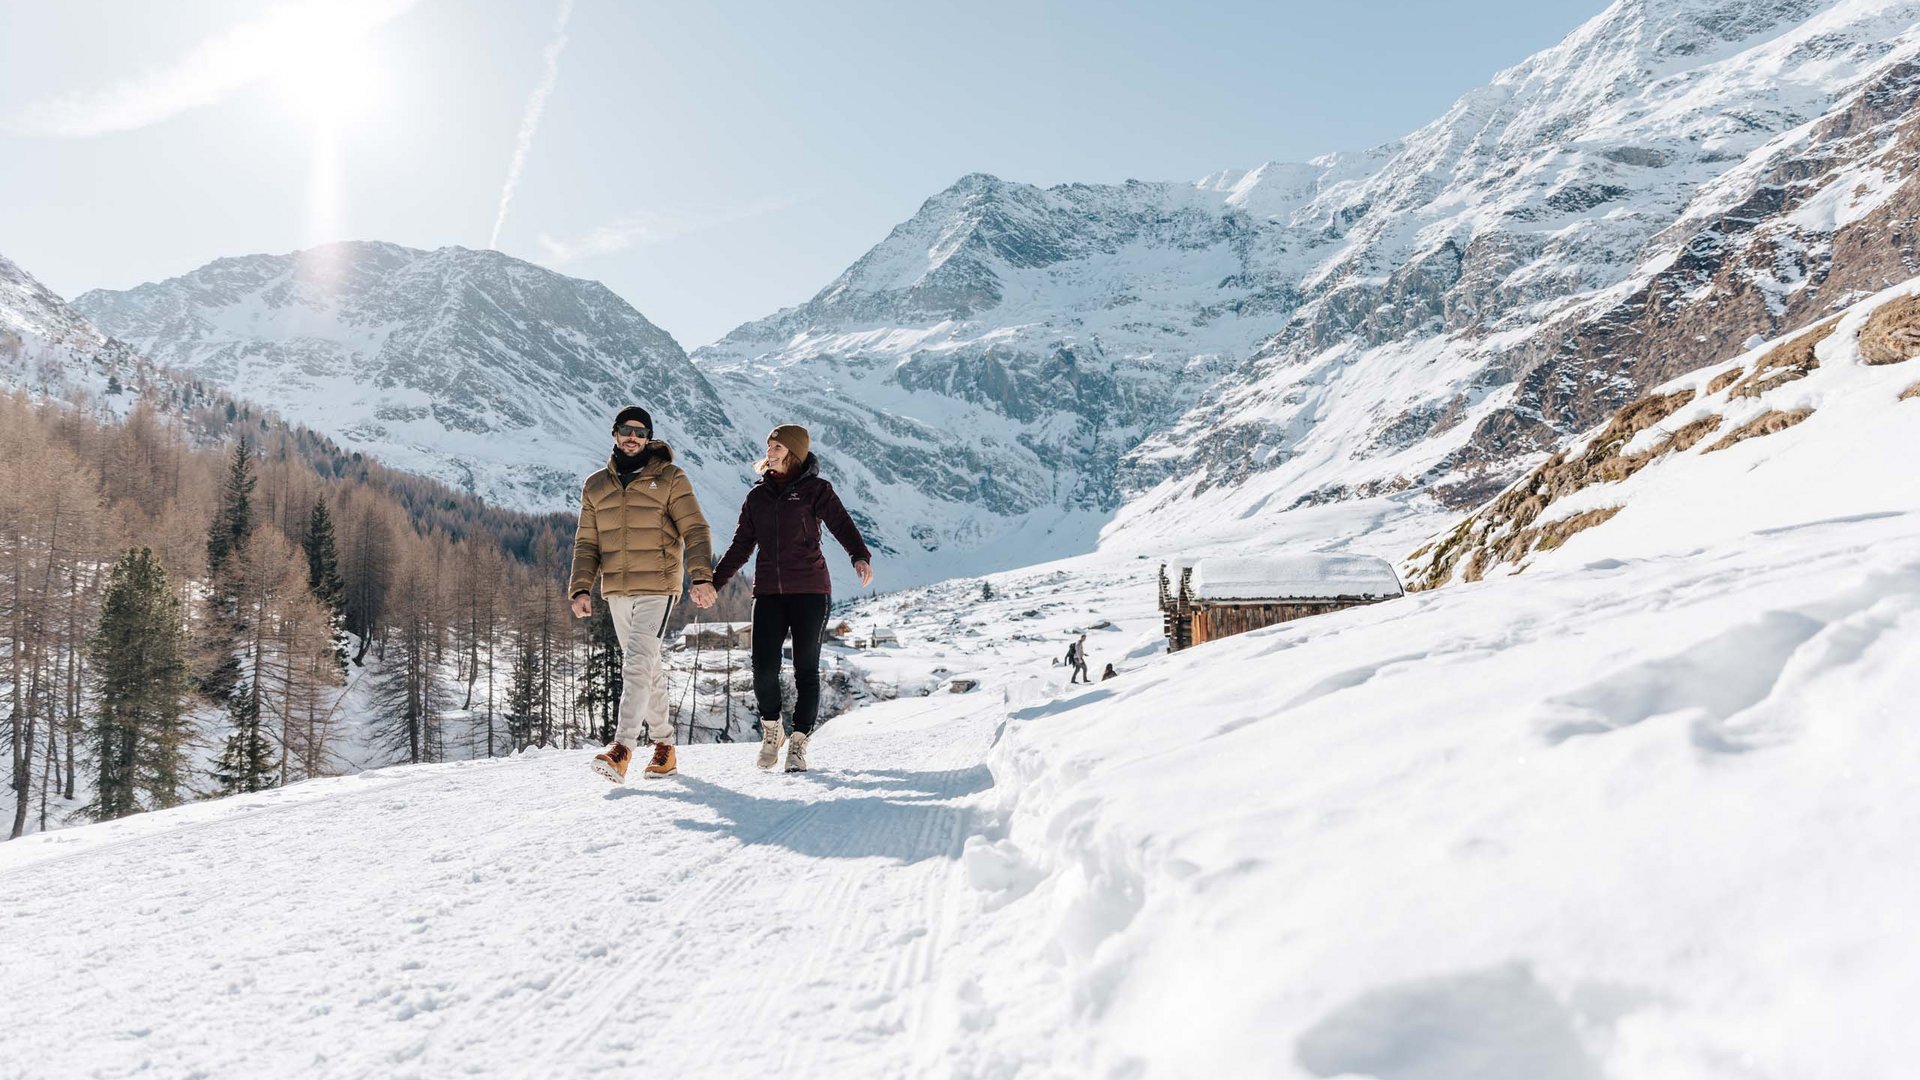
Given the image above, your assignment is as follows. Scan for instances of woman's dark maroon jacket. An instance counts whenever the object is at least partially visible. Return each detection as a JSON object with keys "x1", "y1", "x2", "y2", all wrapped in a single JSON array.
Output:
[{"x1": 712, "y1": 454, "x2": 872, "y2": 596}]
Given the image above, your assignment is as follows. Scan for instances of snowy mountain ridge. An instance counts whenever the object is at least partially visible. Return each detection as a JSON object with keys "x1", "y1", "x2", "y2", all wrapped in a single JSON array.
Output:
[{"x1": 75, "y1": 242, "x2": 753, "y2": 514}]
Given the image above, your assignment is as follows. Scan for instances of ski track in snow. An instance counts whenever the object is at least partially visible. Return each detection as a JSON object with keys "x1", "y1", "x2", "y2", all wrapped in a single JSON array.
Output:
[{"x1": 0, "y1": 694, "x2": 999, "y2": 1080}]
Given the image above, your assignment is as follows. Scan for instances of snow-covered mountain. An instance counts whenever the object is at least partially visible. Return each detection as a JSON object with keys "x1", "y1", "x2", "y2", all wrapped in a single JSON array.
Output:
[
  {"x1": 694, "y1": 173, "x2": 1292, "y2": 573},
  {"x1": 1125, "y1": 0, "x2": 1920, "y2": 523},
  {"x1": 67, "y1": 0, "x2": 1920, "y2": 589},
  {"x1": 703, "y1": 0, "x2": 1920, "y2": 568},
  {"x1": 0, "y1": 251, "x2": 142, "y2": 403},
  {"x1": 76, "y1": 242, "x2": 750, "y2": 512}
]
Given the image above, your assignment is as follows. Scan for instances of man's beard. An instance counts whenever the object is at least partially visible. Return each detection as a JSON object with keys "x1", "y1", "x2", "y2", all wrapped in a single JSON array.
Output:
[{"x1": 612, "y1": 442, "x2": 650, "y2": 470}]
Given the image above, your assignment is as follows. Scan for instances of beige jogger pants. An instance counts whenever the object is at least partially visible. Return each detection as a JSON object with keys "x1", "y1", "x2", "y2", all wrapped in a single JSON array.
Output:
[{"x1": 608, "y1": 593, "x2": 676, "y2": 745}]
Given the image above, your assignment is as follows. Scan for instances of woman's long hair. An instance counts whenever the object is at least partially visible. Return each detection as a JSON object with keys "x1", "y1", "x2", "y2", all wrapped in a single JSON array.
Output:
[{"x1": 754, "y1": 451, "x2": 809, "y2": 476}]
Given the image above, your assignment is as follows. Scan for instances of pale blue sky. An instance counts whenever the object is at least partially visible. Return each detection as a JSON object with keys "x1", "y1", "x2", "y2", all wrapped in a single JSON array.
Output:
[{"x1": 1, "y1": 0, "x2": 1605, "y2": 348}]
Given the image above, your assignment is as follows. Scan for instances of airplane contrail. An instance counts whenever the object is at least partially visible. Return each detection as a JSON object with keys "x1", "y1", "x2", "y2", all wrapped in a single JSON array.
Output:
[{"x1": 489, "y1": 0, "x2": 575, "y2": 250}]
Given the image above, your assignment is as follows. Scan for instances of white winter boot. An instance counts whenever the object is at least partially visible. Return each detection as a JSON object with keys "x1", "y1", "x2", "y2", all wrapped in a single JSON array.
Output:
[
  {"x1": 785, "y1": 730, "x2": 810, "y2": 773},
  {"x1": 756, "y1": 718, "x2": 785, "y2": 769}
]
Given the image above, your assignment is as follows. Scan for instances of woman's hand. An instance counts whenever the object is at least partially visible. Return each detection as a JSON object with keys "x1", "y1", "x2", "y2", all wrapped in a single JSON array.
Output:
[{"x1": 854, "y1": 561, "x2": 874, "y2": 588}]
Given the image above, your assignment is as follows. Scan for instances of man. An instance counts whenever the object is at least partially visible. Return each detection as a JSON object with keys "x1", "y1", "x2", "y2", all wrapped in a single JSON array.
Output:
[
  {"x1": 1067, "y1": 633, "x2": 1091, "y2": 684},
  {"x1": 573, "y1": 406, "x2": 718, "y2": 782}
]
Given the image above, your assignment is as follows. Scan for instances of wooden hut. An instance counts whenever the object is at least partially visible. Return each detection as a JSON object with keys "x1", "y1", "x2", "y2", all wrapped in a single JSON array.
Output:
[
  {"x1": 1159, "y1": 554, "x2": 1403, "y2": 652},
  {"x1": 677, "y1": 621, "x2": 752, "y2": 651}
]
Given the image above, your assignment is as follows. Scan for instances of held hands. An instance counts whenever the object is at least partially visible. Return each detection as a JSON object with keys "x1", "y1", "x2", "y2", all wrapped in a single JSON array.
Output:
[
  {"x1": 689, "y1": 582, "x2": 718, "y2": 609},
  {"x1": 854, "y1": 560, "x2": 874, "y2": 588},
  {"x1": 570, "y1": 592, "x2": 593, "y2": 619}
]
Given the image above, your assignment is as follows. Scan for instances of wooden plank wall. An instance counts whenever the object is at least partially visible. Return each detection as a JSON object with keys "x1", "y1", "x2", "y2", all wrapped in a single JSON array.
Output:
[{"x1": 1188, "y1": 600, "x2": 1370, "y2": 647}]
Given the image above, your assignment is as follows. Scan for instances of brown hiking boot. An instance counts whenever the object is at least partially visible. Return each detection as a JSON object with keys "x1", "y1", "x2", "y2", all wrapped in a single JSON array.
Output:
[
  {"x1": 591, "y1": 742, "x2": 632, "y2": 783},
  {"x1": 642, "y1": 741, "x2": 677, "y2": 779},
  {"x1": 784, "y1": 731, "x2": 809, "y2": 773},
  {"x1": 756, "y1": 719, "x2": 785, "y2": 769}
]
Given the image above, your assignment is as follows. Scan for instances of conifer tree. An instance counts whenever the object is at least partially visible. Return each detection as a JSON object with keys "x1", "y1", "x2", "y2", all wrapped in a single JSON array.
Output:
[
  {"x1": 206, "y1": 439, "x2": 256, "y2": 583},
  {"x1": 302, "y1": 497, "x2": 350, "y2": 670},
  {"x1": 503, "y1": 629, "x2": 541, "y2": 752},
  {"x1": 371, "y1": 564, "x2": 444, "y2": 764},
  {"x1": 576, "y1": 599, "x2": 622, "y2": 745},
  {"x1": 199, "y1": 439, "x2": 257, "y2": 701},
  {"x1": 213, "y1": 680, "x2": 275, "y2": 795},
  {"x1": 88, "y1": 548, "x2": 190, "y2": 820}
]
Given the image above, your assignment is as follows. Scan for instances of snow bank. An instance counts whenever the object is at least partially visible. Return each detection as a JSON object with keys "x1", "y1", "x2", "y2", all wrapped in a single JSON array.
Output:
[{"x1": 942, "y1": 510, "x2": 1920, "y2": 1077}]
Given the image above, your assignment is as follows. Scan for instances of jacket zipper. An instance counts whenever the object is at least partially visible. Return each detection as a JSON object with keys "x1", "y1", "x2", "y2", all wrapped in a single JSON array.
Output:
[{"x1": 769, "y1": 483, "x2": 784, "y2": 593}]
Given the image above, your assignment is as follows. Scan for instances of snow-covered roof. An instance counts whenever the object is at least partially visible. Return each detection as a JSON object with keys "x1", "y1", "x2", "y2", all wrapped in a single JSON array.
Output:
[
  {"x1": 1186, "y1": 555, "x2": 1403, "y2": 602},
  {"x1": 680, "y1": 621, "x2": 750, "y2": 635}
]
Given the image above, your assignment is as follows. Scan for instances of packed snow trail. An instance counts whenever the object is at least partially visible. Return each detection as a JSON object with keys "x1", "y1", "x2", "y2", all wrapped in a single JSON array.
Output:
[{"x1": 0, "y1": 692, "x2": 998, "y2": 1079}]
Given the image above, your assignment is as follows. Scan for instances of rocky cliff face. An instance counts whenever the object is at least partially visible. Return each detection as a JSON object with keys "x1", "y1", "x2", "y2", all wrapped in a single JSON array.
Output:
[{"x1": 78, "y1": 243, "x2": 749, "y2": 512}]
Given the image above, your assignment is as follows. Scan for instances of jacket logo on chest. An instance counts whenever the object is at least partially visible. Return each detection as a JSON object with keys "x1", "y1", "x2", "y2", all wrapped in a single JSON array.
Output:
[{"x1": 650, "y1": 481, "x2": 659, "y2": 490}]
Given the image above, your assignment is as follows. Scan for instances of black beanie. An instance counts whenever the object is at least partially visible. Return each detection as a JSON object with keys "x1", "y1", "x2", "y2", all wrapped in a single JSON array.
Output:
[{"x1": 612, "y1": 405, "x2": 653, "y2": 435}]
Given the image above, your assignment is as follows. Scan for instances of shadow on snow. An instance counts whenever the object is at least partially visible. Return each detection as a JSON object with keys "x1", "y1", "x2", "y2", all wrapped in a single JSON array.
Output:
[{"x1": 603, "y1": 764, "x2": 991, "y2": 864}]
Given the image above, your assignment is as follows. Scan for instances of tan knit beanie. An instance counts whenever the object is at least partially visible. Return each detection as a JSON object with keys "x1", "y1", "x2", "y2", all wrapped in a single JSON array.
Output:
[{"x1": 769, "y1": 424, "x2": 810, "y2": 464}]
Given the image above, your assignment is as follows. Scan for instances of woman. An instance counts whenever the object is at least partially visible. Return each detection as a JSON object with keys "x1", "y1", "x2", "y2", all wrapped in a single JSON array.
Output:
[{"x1": 711, "y1": 425, "x2": 874, "y2": 772}]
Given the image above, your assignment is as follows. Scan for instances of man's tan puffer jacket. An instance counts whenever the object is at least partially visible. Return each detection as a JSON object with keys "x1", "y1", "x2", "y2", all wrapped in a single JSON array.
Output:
[{"x1": 569, "y1": 444, "x2": 714, "y2": 598}]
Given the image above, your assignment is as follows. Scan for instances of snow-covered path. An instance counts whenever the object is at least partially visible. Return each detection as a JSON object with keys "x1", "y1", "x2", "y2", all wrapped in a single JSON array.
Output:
[{"x1": 1, "y1": 692, "x2": 1000, "y2": 1079}]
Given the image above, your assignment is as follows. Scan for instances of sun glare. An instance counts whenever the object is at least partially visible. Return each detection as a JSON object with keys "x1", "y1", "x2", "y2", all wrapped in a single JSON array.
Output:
[{"x1": 273, "y1": 26, "x2": 384, "y2": 129}]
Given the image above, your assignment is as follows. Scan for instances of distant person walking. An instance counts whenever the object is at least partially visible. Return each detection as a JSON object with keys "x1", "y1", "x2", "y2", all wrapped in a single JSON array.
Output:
[
  {"x1": 572, "y1": 406, "x2": 717, "y2": 782},
  {"x1": 1067, "y1": 634, "x2": 1091, "y2": 684},
  {"x1": 712, "y1": 425, "x2": 874, "y2": 772}
]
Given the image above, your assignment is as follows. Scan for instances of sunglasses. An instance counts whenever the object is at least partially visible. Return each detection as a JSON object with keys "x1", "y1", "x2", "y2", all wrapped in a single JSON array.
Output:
[{"x1": 614, "y1": 424, "x2": 650, "y2": 438}]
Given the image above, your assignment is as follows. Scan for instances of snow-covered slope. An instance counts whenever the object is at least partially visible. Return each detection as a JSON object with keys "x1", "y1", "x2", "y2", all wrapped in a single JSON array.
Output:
[
  {"x1": 6, "y1": 408, "x2": 1914, "y2": 1076},
  {"x1": 1406, "y1": 274, "x2": 1920, "y2": 588},
  {"x1": 76, "y1": 242, "x2": 750, "y2": 512}
]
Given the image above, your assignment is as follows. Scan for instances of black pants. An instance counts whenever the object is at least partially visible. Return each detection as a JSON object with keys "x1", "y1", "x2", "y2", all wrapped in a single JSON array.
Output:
[{"x1": 752, "y1": 593, "x2": 831, "y2": 735}]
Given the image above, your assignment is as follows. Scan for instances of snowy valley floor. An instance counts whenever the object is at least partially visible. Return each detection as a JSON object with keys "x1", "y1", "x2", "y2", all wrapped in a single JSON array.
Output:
[{"x1": 4, "y1": 500, "x2": 1919, "y2": 1079}]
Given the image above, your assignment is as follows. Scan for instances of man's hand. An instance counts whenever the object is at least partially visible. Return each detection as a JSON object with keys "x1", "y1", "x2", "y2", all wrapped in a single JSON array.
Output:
[
  {"x1": 570, "y1": 592, "x2": 594, "y2": 619},
  {"x1": 854, "y1": 560, "x2": 874, "y2": 588},
  {"x1": 690, "y1": 582, "x2": 718, "y2": 609}
]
